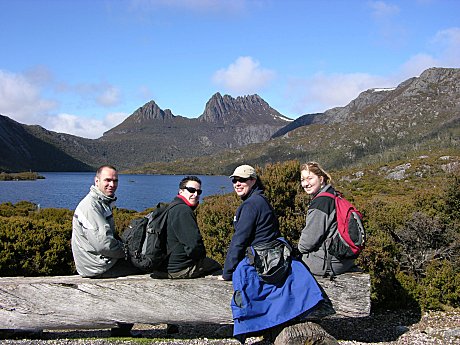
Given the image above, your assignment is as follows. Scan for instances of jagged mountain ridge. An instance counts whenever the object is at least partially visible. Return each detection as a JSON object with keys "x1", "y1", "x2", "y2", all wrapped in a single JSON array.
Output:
[
  {"x1": 0, "y1": 93, "x2": 292, "y2": 171},
  {"x1": 97, "y1": 93, "x2": 292, "y2": 168},
  {"x1": 133, "y1": 67, "x2": 460, "y2": 175},
  {"x1": 0, "y1": 67, "x2": 458, "y2": 173},
  {"x1": 105, "y1": 92, "x2": 290, "y2": 136}
]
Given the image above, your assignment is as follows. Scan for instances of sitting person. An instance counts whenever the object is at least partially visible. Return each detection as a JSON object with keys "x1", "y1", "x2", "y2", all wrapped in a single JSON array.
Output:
[
  {"x1": 298, "y1": 161, "x2": 358, "y2": 276},
  {"x1": 220, "y1": 165, "x2": 325, "y2": 343},
  {"x1": 150, "y1": 176, "x2": 221, "y2": 279},
  {"x1": 71, "y1": 165, "x2": 141, "y2": 337},
  {"x1": 71, "y1": 165, "x2": 141, "y2": 279}
]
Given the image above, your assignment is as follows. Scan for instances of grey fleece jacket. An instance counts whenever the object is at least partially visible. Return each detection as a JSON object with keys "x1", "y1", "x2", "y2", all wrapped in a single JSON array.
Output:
[
  {"x1": 71, "y1": 186, "x2": 125, "y2": 277},
  {"x1": 298, "y1": 184, "x2": 356, "y2": 276}
]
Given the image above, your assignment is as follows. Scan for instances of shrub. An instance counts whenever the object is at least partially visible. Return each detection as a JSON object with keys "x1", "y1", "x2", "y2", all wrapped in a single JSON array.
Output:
[
  {"x1": 1, "y1": 157, "x2": 459, "y2": 311},
  {"x1": 0, "y1": 215, "x2": 73, "y2": 276},
  {"x1": 418, "y1": 260, "x2": 460, "y2": 310},
  {"x1": 197, "y1": 193, "x2": 240, "y2": 265}
]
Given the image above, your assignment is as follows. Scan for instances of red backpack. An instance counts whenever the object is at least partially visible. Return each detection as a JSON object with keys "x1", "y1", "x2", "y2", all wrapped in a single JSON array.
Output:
[{"x1": 317, "y1": 191, "x2": 366, "y2": 260}]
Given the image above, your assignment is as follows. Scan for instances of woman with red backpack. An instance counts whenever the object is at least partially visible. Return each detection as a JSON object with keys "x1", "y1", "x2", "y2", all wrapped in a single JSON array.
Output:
[{"x1": 298, "y1": 162, "x2": 360, "y2": 277}]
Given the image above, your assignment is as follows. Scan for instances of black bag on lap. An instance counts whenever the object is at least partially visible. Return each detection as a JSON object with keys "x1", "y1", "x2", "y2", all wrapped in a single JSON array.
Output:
[{"x1": 246, "y1": 238, "x2": 293, "y2": 285}]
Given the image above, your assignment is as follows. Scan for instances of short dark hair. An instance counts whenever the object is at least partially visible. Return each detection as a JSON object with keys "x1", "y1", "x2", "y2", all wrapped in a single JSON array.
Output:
[
  {"x1": 96, "y1": 165, "x2": 117, "y2": 177},
  {"x1": 179, "y1": 176, "x2": 202, "y2": 189}
]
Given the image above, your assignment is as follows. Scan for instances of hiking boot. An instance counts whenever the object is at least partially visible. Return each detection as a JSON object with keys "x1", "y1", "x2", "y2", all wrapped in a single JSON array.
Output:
[{"x1": 110, "y1": 323, "x2": 134, "y2": 337}]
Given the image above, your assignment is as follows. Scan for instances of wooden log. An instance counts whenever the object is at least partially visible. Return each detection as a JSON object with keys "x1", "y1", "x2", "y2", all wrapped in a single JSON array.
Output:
[
  {"x1": 317, "y1": 272, "x2": 371, "y2": 318},
  {"x1": 0, "y1": 272, "x2": 370, "y2": 331}
]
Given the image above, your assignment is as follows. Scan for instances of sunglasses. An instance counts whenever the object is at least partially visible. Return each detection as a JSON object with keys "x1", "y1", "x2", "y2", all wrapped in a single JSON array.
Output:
[
  {"x1": 184, "y1": 186, "x2": 202, "y2": 195},
  {"x1": 232, "y1": 177, "x2": 250, "y2": 184}
]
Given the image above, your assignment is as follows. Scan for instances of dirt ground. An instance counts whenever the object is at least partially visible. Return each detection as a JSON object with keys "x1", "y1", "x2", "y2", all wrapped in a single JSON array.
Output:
[{"x1": 1, "y1": 309, "x2": 459, "y2": 344}]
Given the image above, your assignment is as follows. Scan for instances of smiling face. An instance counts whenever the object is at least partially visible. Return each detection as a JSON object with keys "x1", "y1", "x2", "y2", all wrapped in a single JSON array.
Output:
[
  {"x1": 95, "y1": 167, "x2": 118, "y2": 197},
  {"x1": 300, "y1": 169, "x2": 324, "y2": 195},
  {"x1": 232, "y1": 176, "x2": 256, "y2": 198},
  {"x1": 178, "y1": 180, "x2": 202, "y2": 206}
]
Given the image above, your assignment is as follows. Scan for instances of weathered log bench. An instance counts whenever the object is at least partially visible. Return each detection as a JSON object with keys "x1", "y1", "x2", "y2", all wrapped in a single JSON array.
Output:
[{"x1": 0, "y1": 272, "x2": 370, "y2": 344}]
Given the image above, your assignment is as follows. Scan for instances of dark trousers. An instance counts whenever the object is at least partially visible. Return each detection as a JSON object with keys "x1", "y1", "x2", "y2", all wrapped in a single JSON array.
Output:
[
  {"x1": 91, "y1": 259, "x2": 142, "y2": 279},
  {"x1": 150, "y1": 257, "x2": 222, "y2": 279}
]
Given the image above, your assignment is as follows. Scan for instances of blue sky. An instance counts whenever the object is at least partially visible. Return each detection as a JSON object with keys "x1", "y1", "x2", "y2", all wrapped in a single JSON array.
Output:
[{"x1": 1, "y1": 0, "x2": 459, "y2": 139}]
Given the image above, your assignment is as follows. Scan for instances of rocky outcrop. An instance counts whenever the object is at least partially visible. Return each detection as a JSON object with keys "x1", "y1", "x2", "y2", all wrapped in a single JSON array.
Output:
[
  {"x1": 317, "y1": 67, "x2": 460, "y2": 125},
  {"x1": 199, "y1": 92, "x2": 291, "y2": 125}
]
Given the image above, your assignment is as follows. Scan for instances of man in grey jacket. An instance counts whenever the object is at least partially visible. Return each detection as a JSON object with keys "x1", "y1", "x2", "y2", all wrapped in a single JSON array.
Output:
[
  {"x1": 71, "y1": 165, "x2": 140, "y2": 336},
  {"x1": 72, "y1": 165, "x2": 140, "y2": 278}
]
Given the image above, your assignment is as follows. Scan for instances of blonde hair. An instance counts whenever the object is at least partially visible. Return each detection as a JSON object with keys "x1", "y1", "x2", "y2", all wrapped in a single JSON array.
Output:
[{"x1": 300, "y1": 161, "x2": 333, "y2": 185}]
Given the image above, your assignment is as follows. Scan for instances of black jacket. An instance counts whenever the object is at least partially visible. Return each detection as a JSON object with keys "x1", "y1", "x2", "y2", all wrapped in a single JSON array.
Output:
[
  {"x1": 222, "y1": 186, "x2": 281, "y2": 280},
  {"x1": 166, "y1": 196, "x2": 206, "y2": 273}
]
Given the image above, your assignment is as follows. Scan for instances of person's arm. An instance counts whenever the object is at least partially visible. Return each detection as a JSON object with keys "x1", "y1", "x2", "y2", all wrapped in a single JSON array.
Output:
[
  {"x1": 81, "y1": 203, "x2": 125, "y2": 259},
  {"x1": 298, "y1": 206, "x2": 329, "y2": 254},
  {"x1": 222, "y1": 203, "x2": 256, "y2": 280}
]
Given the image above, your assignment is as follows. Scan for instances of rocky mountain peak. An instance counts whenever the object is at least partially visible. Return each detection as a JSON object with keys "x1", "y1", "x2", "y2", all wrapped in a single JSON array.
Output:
[
  {"x1": 199, "y1": 93, "x2": 289, "y2": 124},
  {"x1": 130, "y1": 100, "x2": 175, "y2": 123}
]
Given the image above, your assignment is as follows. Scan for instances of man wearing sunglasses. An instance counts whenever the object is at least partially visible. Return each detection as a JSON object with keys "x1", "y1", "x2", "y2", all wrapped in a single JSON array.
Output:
[{"x1": 151, "y1": 175, "x2": 221, "y2": 279}]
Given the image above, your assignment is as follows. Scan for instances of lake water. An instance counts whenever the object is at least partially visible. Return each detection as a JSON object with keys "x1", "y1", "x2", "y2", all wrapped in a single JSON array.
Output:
[{"x1": 0, "y1": 172, "x2": 233, "y2": 211}]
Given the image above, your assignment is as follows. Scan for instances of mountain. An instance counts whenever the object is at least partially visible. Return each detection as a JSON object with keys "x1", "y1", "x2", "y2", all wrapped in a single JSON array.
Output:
[
  {"x1": 0, "y1": 115, "x2": 92, "y2": 172},
  {"x1": 1, "y1": 67, "x2": 458, "y2": 174},
  {"x1": 131, "y1": 67, "x2": 460, "y2": 175},
  {"x1": 0, "y1": 93, "x2": 292, "y2": 171},
  {"x1": 84, "y1": 93, "x2": 291, "y2": 168},
  {"x1": 271, "y1": 113, "x2": 323, "y2": 138}
]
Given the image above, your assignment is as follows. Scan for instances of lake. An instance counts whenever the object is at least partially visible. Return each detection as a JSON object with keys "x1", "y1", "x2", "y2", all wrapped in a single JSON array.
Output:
[{"x1": 0, "y1": 172, "x2": 233, "y2": 211}]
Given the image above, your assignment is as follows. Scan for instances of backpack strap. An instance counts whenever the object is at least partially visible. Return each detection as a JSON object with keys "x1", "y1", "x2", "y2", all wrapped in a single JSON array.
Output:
[
  {"x1": 147, "y1": 200, "x2": 182, "y2": 264},
  {"x1": 315, "y1": 190, "x2": 338, "y2": 280},
  {"x1": 162, "y1": 200, "x2": 182, "y2": 257}
]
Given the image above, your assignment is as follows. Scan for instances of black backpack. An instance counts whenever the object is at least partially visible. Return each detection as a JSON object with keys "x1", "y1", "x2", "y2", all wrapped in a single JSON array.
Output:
[{"x1": 121, "y1": 201, "x2": 180, "y2": 272}]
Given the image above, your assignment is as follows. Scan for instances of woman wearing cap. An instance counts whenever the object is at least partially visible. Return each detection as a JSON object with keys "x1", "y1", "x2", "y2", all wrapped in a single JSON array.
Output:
[
  {"x1": 222, "y1": 164, "x2": 280, "y2": 280},
  {"x1": 221, "y1": 165, "x2": 324, "y2": 343}
]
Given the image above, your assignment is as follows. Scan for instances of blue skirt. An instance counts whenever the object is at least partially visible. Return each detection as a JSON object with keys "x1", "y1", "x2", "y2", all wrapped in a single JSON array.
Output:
[{"x1": 231, "y1": 257, "x2": 324, "y2": 336}]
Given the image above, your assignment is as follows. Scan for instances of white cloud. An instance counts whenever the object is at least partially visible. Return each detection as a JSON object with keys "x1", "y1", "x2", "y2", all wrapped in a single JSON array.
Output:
[
  {"x1": 399, "y1": 27, "x2": 460, "y2": 78},
  {"x1": 45, "y1": 112, "x2": 128, "y2": 139},
  {"x1": 212, "y1": 56, "x2": 275, "y2": 94},
  {"x1": 0, "y1": 69, "x2": 57, "y2": 122},
  {"x1": 287, "y1": 72, "x2": 392, "y2": 114},
  {"x1": 431, "y1": 27, "x2": 460, "y2": 66},
  {"x1": 399, "y1": 54, "x2": 439, "y2": 79},
  {"x1": 104, "y1": 112, "x2": 128, "y2": 129},
  {"x1": 23, "y1": 65, "x2": 55, "y2": 86},
  {"x1": 96, "y1": 86, "x2": 122, "y2": 107},
  {"x1": 0, "y1": 68, "x2": 126, "y2": 138},
  {"x1": 288, "y1": 26, "x2": 460, "y2": 116},
  {"x1": 64, "y1": 82, "x2": 122, "y2": 108},
  {"x1": 368, "y1": 1, "x2": 400, "y2": 18}
]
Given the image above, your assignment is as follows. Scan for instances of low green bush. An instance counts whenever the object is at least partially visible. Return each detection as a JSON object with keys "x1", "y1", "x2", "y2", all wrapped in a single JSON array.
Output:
[{"x1": 0, "y1": 156, "x2": 459, "y2": 312}]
